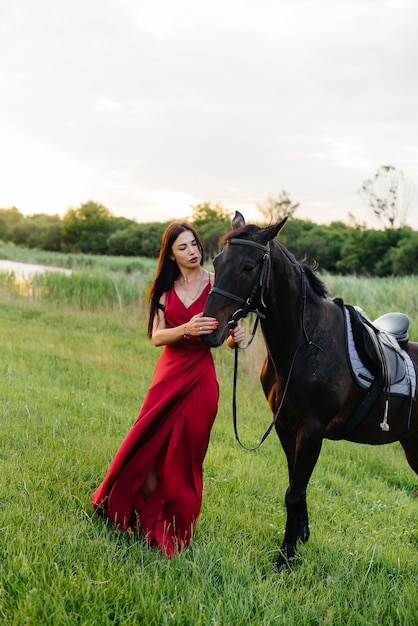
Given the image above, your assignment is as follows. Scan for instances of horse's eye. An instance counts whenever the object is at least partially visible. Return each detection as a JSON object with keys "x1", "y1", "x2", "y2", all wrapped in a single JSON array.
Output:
[{"x1": 243, "y1": 264, "x2": 255, "y2": 272}]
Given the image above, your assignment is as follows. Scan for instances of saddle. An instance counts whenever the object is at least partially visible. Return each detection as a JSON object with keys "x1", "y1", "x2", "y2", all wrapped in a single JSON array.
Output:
[
  {"x1": 349, "y1": 306, "x2": 409, "y2": 387},
  {"x1": 329, "y1": 300, "x2": 413, "y2": 440}
]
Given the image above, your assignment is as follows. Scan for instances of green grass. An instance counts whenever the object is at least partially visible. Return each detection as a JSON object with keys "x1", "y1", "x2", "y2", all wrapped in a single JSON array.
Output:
[{"x1": 0, "y1": 255, "x2": 417, "y2": 625}]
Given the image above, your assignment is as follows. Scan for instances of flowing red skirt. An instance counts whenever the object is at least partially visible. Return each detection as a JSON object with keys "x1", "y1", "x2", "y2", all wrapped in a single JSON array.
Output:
[{"x1": 92, "y1": 283, "x2": 219, "y2": 556}]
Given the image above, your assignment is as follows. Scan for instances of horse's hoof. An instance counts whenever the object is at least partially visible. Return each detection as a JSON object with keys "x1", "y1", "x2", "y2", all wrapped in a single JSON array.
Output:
[{"x1": 274, "y1": 551, "x2": 291, "y2": 571}]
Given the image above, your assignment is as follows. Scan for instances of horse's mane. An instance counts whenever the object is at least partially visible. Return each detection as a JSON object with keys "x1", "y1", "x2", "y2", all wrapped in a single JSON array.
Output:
[
  {"x1": 221, "y1": 224, "x2": 328, "y2": 299},
  {"x1": 300, "y1": 262, "x2": 328, "y2": 298}
]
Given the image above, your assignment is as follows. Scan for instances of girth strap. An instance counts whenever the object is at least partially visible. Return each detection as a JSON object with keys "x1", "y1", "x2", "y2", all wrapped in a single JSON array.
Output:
[{"x1": 327, "y1": 378, "x2": 384, "y2": 440}]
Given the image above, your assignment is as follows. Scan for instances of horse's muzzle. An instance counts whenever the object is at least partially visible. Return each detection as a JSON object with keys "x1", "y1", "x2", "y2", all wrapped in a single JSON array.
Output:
[{"x1": 201, "y1": 325, "x2": 228, "y2": 348}]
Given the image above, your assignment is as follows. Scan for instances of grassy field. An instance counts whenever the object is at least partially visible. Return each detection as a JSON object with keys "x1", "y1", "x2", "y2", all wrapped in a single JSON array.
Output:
[{"x1": 0, "y1": 251, "x2": 417, "y2": 625}]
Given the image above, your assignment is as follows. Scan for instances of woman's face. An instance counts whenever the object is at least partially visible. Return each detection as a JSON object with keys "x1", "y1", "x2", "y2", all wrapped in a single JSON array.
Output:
[{"x1": 170, "y1": 230, "x2": 202, "y2": 270}]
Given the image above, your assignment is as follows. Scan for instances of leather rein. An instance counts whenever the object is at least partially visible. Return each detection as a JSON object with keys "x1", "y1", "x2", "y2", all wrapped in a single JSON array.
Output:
[{"x1": 209, "y1": 237, "x2": 321, "y2": 451}]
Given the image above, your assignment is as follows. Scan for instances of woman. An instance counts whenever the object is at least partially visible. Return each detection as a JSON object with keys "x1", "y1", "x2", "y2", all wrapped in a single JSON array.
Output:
[{"x1": 92, "y1": 222, "x2": 244, "y2": 557}]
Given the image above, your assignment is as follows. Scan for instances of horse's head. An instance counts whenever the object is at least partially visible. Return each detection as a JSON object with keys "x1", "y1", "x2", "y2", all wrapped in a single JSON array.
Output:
[{"x1": 202, "y1": 211, "x2": 287, "y2": 347}]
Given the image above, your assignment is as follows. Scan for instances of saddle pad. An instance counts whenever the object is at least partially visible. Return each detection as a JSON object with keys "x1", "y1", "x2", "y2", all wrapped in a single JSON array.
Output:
[{"x1": 344, "y1": 307, "x2": 416, "y2": 398}]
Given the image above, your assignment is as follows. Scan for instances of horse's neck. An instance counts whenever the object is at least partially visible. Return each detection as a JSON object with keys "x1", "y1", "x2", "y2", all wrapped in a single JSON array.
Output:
[
  {"x1": 261, "y1": 305, "x2": 302, "y2": 359},
  {"x1": 261, "y1": 258, "x2": 321, "y2": 367}
]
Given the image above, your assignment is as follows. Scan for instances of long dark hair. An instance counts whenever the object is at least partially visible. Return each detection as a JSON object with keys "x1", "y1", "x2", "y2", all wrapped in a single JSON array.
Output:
[{"x1": 147, "y1": 222, "x2": 204, "y2": 338}]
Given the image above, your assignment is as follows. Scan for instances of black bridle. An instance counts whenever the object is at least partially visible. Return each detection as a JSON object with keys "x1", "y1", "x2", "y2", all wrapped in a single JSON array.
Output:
[
  {"x1": 209, "y1": 238, "x2": 273, "y2": 450},
  {"x1": 209, "y1": 237, "x2": 322, "y2": 451},
  {"x1": 209, "y1": 238, "x2": 271, "y2": 336}
]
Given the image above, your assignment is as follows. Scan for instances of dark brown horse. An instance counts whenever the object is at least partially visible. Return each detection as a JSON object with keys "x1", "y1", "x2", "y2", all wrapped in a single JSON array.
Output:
[{"x1": 202, "y1": 211, "x2": 418, "y2": 569}]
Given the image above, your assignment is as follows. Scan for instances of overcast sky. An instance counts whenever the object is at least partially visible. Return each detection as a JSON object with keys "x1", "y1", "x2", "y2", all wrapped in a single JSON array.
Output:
[{"x1": 1, "y1": 0, "x2": 417, "y2": 227}]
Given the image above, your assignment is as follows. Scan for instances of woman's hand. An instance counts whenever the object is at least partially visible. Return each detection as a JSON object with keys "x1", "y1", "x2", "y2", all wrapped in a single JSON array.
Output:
[
  {"x1": 184, "y1": 312, "x2": 219, "y2": 337},
  {"x1": 226, "y1": 323, "x2": 245, "y2": 347}
]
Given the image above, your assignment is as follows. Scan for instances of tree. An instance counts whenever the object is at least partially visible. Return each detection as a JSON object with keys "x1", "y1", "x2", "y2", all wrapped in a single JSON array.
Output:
[
  {"x1": 257, "y1": 190, "x2": 299, "y2": 223},
  {"x1": 12, "y1": 214, "x2": 63, "y2": 251},
  {"x1": 61, "y1": 200, "x2": 115, "y2": 253},
  {"x1": 190, "y1": 202, "x2": 232, "y2": 260},
  {"x1": 336, "y1": 226, "x2": 403, "y2": 275},
  {"x1": 387, "y1": 228, "x2": 418, "y2": 275},
  {"x1": 190, "y1": 201, "x2": 231, "y2": 227},
  {"x1": 280, "y1": 219, "x2": 351, "y2": 273},
  {"x1": 0, "y1": 207, "x2": 24, "y2": 241},
  {"x1": 107, "y1": 222, "x2": 168, "y2": 257},
  {"x1": 359, "y1": 165, "x2": 416, "y2": 229}
]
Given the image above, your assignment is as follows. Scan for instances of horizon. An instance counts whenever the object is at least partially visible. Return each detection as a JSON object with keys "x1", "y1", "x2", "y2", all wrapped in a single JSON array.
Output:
[{"x1": 1, "y1": 1, "x2": 417, "y2": 229}]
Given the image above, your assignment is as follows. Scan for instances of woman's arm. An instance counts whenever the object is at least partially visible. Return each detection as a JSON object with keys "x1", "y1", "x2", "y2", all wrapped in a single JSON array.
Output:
[
  {"x1": 151, "y1": 296, "x2": 219, "y2": 347},
  {"x1": 151, "y1": 307, "x2": 187, "y2": 346}
]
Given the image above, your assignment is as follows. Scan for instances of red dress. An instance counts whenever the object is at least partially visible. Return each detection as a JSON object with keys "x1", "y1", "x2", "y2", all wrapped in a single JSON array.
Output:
[{"x1": 92, "y1": 280, "x2": 219, "y2": 556}]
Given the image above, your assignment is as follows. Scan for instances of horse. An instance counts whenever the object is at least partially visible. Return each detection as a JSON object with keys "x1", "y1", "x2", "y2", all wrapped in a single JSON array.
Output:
[{"x1": 202, "y1": 211, "x2": 418, "y2": 569}]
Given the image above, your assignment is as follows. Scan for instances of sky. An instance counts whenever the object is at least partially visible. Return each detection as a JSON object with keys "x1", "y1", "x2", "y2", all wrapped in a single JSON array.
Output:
[{"x1": 1, "y1": 0, "x2": 418, "y2": 228}]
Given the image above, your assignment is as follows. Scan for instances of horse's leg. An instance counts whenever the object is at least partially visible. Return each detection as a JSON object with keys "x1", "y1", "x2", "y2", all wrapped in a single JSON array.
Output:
[
  {"x1": 276, "y1": 421, "x2": 324, "y2": 569},
  {"x1": 275, "y1": 421, "x2": 296, "y2": 482},
  {"x1": 399, "y1": 430, "x2": 418, "y2": 482}
]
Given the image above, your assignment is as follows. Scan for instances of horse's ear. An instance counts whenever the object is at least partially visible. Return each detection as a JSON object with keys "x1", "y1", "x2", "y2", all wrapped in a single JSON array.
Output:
[
  {"x1": 259, "y1": 216, "x2": 288, "y2": 243},
  {"x1": 276, "y1": 216, "x2": 288, "y2": 236},
  {"x1": 232, "y1": 211, "x2": 246, "y2": 230}
]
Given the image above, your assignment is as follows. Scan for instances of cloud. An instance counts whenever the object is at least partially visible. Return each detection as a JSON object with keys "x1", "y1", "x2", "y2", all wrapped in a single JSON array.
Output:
[{"x1": 0, "y1": 0, "x2": 417, "y2": 226}]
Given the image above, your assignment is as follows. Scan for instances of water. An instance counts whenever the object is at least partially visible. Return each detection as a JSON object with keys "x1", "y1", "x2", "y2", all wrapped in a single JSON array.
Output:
[{"x1": 0, "y1": 260, "x2": 71, "y2": 277}]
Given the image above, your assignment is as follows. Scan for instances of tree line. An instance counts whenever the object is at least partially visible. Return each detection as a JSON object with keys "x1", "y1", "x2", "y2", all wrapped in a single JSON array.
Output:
[
  {"x1": 1, "y1": 198, "x2": 418, "y2": 276},
  {"x1": 2, "y1": 161, "x2": 418, "y2": 277}
]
